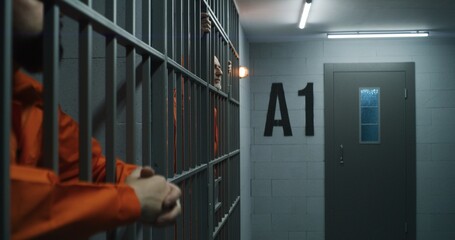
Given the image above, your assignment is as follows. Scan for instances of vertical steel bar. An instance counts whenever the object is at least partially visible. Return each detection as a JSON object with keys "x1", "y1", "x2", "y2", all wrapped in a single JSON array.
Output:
[
  {"x1": 150, "y1": 0, "x2": 168, "y2": 236},
  {"x1": 193, "y1": 85, "x2": 197, "y2": 169},
  {"x1": 168, "y1": 72, "x2": 176, "y2": 178},
  {"x1": 183, "y1": 81, "x2": 191, "y2": 238},
  {"x1": 79, "y1": 0, "x2": 92, "y2": 182},
  {"x1": 214, "y1": 96, "x2": 217, "y2": 159},
  {"x1": 184, "y1": 178, "x2": 190, "y2": 238},
  {"x1": 196, "y1": 85, "x2": 200, "y2": 169},
  {"x1": 200, "y1": 7, "x2": 211, "y2": 237},
  {"x1": 150, "y1": 0, "x2": 167, "y2": 179},
  {"x1": 166, "y1": 62, "x2": 173, "y2": 240},
  {"x1": 205, "y1": 33, "x2": 215, "y2": 240},
  {"x1": 198, "y1": 87, "x2": 206, "y2": 240},
  {"x1": 227, "y1": 0, "x2": 230, "y2": 39},
  {"x1": 197, "y1": 86, "x2": 201, "y2": 168},
  {"x1": 213, "y1": 34, "x2": 217, "y2": 159},
  {"x1": 191, "y1": 83, "x2": 196, "y2": 169},
  {"x1": 184, "y1": 80, "x2": 190, "y2": 171},
  {"x1": 221, "y1": 97, "x2": 224, "y2": 156},
  {"x1": 176, "y1": 0, "x2": 182, "y2": 63},
  {"x1": 126, "y1": 0, "x2": 136, "y2": 238},
  {"x1": 166, "y1": 2, "x2": 177, "y2": 220},
  {"x1": 236, "y1": 11, "x2": 239, "y2": 50},
  {"x1": 176, "y1": 74, "x2": 184, "y2": 239},
  {"x1": 167, "y1": 0, "x2": 175, "y2": 178},
  {"x1": 43, "y1": 1, "x2": 60, "y2": 173},
  {"x1": 167, "y1": 0, "x2": 175, "y2": 59},
  {"x1": 222, "y1": 0, "x2": 224, "y2": 29},
  {"x1": 126, "y1": 0, "x2": 135, "y2": 162},
  {"x1": 224, "y1": 103, "x2": 227, "y2": 156},
  {"x1": 141, "y1": 1, "x2": 151, "y2": 239},
  {"x1": 140, "y1": 56, "x2": 152, "y2": 240},
  {"x1": 191, "y1": 174, "x2": 199, "y2": 239},
  {"x1": 196, "y1": 0, "x2": 201, "y2": 76},
  {"x1": 191, "y1": 174, "x2": 198, "y2": 240},
  {"x1": 225, "y1": 45, "x2": 228, "y2": 94},
  {"x1": 105, "y1": 0, "x2": 117, "y2": 185},
  {"x1": 0, "y1": 0, "x2": 12, "y2": 238},
  {"x1": 105, "y1": 2, "x2": 118, "y2": 239},
  {"x1": 142, "y1": 0, "x2": 151, "y2": 167},
  {"x1": 227, "y1": 104, "x2": 231, "y2": 219},
  {"x1": 190, "y1": 0, "x2": 195, "y2": 73},
  {"x1": 176, "y1": 74, "x2": 182, "y2": 174},
  {"x1": 182, "y1": 81, "x2": 187, "y2": 174},
  {"x1": 184, "y1": 0, "x2": 189, "y2": 69}
]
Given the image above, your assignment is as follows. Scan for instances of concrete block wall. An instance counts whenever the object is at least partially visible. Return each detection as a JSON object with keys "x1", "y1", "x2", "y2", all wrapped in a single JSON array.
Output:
[
  {"x1": 54, "y1": 0, "x2": 146, "y2": 165},
  {"x1": 249, "y1": 38, "x2": 455, "y2": 240}
]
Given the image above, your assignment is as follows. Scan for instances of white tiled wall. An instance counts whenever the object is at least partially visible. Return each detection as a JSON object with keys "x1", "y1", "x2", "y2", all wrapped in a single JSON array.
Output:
[
  {"x1": 240, "y1": 26, "x2": 252, "y2": 240},
  {"x1": 249, "y1": 38, "x2": 455, "y2": 240}
]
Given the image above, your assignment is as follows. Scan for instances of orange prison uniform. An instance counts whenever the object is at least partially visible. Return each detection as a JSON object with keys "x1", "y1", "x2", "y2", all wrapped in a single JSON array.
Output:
[
  {"x1": 173, "y1": 89, "x2": 219, "y2": 167},
  {"x1": 10, "y1": 71, "x2": 141, "y2": 240}
]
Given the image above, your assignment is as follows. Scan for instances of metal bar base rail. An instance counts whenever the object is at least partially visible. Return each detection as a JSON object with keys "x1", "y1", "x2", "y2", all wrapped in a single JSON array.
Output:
[
  {"x1": 212, "y1": 196, "x2": 240, "y2": 238},
  {"x1": 168, "y1": 149, "x2": 240, "y2": 185}
]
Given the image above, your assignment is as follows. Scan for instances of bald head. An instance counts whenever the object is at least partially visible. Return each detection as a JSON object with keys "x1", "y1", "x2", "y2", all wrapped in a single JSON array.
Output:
[{"x1": 214, "y1": 56, "x2": 223, "y2": 90}]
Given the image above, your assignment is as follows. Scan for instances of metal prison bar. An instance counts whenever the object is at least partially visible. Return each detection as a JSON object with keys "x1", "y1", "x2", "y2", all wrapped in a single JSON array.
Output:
[
  {"x1": 3, "y1": 0, "x2": 240, "y2": 239},
  {"x1": 1, "y1": 1, "x2": 13, "y2": 239}
]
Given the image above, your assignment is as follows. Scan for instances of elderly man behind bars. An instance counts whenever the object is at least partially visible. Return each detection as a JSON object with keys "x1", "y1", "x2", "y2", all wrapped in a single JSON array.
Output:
[{"x1": 10, "y1": 0, "x2": 181, "y2": 239}]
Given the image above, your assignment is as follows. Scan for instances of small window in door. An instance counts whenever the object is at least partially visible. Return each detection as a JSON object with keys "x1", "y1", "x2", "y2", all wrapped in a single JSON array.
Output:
[{"x1": 359, "y1": 88, "x2": 380, "y2": 144}]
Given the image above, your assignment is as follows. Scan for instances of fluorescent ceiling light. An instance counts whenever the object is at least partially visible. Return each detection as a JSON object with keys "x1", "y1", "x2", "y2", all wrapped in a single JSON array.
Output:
[
  {"x1": 299, "y1": 0, "x2": 312, "y2": 29},
  {"x1": 327, "y1": 31, "x2": 429, "y2": 39}
]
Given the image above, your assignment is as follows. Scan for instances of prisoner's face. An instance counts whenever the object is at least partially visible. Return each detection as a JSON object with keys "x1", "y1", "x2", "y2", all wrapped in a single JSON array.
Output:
[
  {"x1": 214, "y1": 56, "x2": 223, "y2": 90},
  {"x1": 13, "y1": 0, "x2": 63, "y2": 73},
  {"x1": 13, "y1": 0, "x2": 44, "y2": 36},
  {"x1": 201, "y1": 12, "x2": 211, "y2": 34}
]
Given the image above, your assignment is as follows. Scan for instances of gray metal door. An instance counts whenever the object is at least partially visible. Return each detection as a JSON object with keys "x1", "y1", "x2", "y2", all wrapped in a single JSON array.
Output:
[{"x1": 325, "y1": 63, "x2": 416, "y2": 240}]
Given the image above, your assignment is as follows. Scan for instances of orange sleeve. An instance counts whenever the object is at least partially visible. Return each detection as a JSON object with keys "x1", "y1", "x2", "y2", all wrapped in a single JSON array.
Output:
[
  {"x1": 11, "y1": 71, "x2": 141, "y2": 239},
  {"x1": 55, "y1": 106, "x2": 137, "y2": 184},
  {"x1": 11, "y1": 165, "x2": 141, "y2": 240}
]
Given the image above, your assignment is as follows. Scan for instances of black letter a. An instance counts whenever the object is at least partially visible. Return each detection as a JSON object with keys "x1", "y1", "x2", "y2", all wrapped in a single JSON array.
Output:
[{"x1": 264, "y1": 83, "x2": 292, "y2": 136}]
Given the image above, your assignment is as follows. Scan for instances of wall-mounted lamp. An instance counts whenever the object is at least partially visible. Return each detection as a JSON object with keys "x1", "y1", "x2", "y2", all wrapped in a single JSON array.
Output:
[
  {"x1": 327, "y1": 31, "x2": 429, "y2": 39},
  {"x1": 298, "y1": 0, "x2": 312, "y2": 29},
  {"x1": 239, "y1": 66, "x2": 249, "y2": 78}
]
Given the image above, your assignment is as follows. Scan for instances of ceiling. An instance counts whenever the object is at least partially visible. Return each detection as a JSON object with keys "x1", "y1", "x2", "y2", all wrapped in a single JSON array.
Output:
[{"x1": 234, "y1": 0, "x2": 455, "y2": 42}]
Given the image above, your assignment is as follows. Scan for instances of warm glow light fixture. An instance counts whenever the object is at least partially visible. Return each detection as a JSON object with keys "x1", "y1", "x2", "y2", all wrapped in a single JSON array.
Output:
[
  {"x1": 298, "y1": 0, "x2": 312, "y2": 29},
  {"x1": 327, "y1": 31, "x2": 429, "y2": 39},
  {"x1": 239, "y1": 66, "x2": 249, "y2": 78}
]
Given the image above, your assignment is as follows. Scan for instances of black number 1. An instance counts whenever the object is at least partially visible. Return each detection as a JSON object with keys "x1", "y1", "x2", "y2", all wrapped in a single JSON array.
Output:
[{"x1": 298, "y1": 83, "x2": 314, "y2": 136}]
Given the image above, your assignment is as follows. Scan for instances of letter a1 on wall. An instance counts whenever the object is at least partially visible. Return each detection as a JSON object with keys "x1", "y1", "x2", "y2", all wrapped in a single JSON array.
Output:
[{"x1": 264, "y1": 83, "x2": 292, "y2": 136}]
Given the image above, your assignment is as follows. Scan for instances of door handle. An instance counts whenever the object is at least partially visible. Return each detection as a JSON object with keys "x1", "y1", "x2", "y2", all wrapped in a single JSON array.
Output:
[{"x1": 339, "y1": 144, "x2": 344, "y2": 165}]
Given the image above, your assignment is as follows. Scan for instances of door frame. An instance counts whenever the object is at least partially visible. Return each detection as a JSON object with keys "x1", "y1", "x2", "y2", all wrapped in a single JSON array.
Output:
[{"x1": 324, "y1": 62, "x2": 416, "y2": 239}]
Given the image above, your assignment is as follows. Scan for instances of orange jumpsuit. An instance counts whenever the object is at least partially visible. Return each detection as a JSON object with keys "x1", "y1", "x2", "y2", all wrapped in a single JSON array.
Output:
[
  {"x1": 173, "y1": 89, "x2": 219, "y2": 168},
  {"x1": 10, "y1": 71, "x2": 141, "y2": 239}
]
